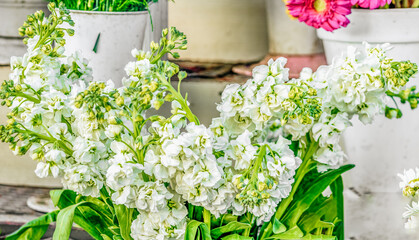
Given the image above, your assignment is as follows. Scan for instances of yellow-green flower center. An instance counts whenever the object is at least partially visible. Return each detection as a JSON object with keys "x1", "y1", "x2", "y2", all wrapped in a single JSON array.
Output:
[{"x1": 313, "y1": 0, "x2": 327, "y2": 12}]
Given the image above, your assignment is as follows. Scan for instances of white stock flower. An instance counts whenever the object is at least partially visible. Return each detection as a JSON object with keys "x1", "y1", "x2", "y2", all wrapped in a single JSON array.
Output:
[
  {"x1": 135, "y1": 181, "x2": 173, "y2": 212},
  {"x1": 405, "y1": 215, "x2": 419, "y2": 229},
  {"x1": 130, "y1": 194, "x2": 187, "y2": 240},
  {"x1": 314, "y1": 145, "x2": 347, "y2": 172},
  {"x1": 104, "y1": 125, "x2": 123, "y2": 138},
  {"x1": 398, "y1": 168, "x2": 419, "y2": 197},
  {"x1": 283, "y1": 118, "x2": 312, "y2": 141},
  {"x1": 73, "y1": 137, "x2": 107, "y2": 164},
  {"x1": 312, "y1": 112, "x2": 351, "y2": 147},
  {"x1": 226, "y1": 130, "x2": 257, "y2": 170},
  {"x1": 311, "y1": 44, "x2": 390, "y2": 124},
  {"x1": 106, "y1": 161, "x2": 143, "y2": 191},
  {"x1": 62, "y1": 164, "x2": 104, "y2": 197},
  {"x1": 124, "y1": 58, "x2": 154, "y2": 80}
]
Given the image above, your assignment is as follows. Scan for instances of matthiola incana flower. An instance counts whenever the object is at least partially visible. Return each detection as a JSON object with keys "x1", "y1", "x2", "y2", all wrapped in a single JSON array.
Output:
[
  {"x1": 3, "y1": 5, "x2": 419, "y2": 240},
  {"x1": 398, "y1": 168, "x2": 419, "y2": 230},
  {"x1": 399, "y1": 168, "x2": 419, "y2": 197}
]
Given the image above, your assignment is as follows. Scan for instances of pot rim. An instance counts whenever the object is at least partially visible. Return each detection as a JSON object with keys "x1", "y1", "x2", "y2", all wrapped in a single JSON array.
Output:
[
  {"x1": 351, "y1": 8, "x2": 419, "y2": 13},
  {"x1": 317, "y1": 7, "x2": 419, "y2": 42},
  {"x1": 68, "y1": 9, "x2": 149, "y2": 15}
]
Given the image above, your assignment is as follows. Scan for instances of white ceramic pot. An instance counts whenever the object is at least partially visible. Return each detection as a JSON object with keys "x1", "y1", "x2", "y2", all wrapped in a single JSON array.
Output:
[
  {"x1": 168, "y1": 0, "x2": 268, "y2": 63},
  {"x1": 265, "y1": 0, "x2": 322, "y2": 55},
  {"x1": 64, "y1": 1, "x2": 167, "y2": 86},
  {"x1": 318, "y1": 9, "x2": 419, "y2": 239},
  {"x1": 317, "y1": 9, "x2": 419, "y2": 64},
  {"x1": 0, "y1": 0, "x2": 48, "y2": 64}
]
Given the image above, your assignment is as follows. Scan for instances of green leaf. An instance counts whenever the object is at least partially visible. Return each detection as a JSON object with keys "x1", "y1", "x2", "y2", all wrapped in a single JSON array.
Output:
[
  {"x1": 211, "y1": 221, "x2": 251, "y2": 239},
  {"x1": 267, "y1": 226, "x2": 304, "y2": 239},
  {"x1": 213, "y1": 214, "x2": 238, "y2": 228},
  {"x1": 50, "y1": 189, "x2": 77, "y2": 209},
  {"x1": 102, "y1": 234, "x2": 113, "y2": 240},
  {"x1": 5, "y1": 210, "x2": 58, "y2": 240},
  {"x1": 74, "y1": 205, "x2": 112, "y2": 239},
  {"x1": 283, "y1": 164, "x2": 355, "y2": 227},
  {"x1": 83, "y1": 196, "x2": 113, "y2": 225},
  {"x1": 115, "y1": 204, "x2": 135, "y2": 240},
  {"x1": 330, "y1": 176, "x2": 344, "y2": 240},
  {"x1": 50, "y1": 189, "x2": 114, "y2": 239},
  {"x1": 53, "y1": 201, "x2": 86, "y2": 239},
  {"x1": 272, "y1": 219, "x2": 287, "y2": 234},
  {"x1": 185, "y1": 220, "x2": 211, "y2": 240},
  {"x1": 302, "y1": 234, "x2": 337, "y2": 240},
  {"x1": 221, "y1": 234, "x2": 253, "y2": 240},
  {"x1": 53, "y1": 201, "x2": 113, "y2": 240},
  {"x1": 298, "y1": 198, "x2": 337, "y2": 234}
]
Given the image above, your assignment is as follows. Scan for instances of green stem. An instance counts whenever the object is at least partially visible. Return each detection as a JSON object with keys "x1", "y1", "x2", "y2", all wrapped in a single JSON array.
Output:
[
  {"x1": 250, "y1": 145, "x2": 267, "y2": 183},
  {"x1": 275, "y1": 141, "x2": 318, "y2": 220},
  {"x1": 203, "y1": 209, "x2": 211, "y2": 230},
  {"x1": 243, "y1": 213, "x2": 254, "y2": 237},
  {"x1": 258, "y1": 140, "x2": 319, "y2": 240},
  {"x1": 14, "y1": 92, "x2": 40, "y2": 103},
  {"x1": 16, "y1": 127, "x2": 73, "y2": 155},
  {"x1": 156, "y1": 73, "x2": 200, "y2": 125}
]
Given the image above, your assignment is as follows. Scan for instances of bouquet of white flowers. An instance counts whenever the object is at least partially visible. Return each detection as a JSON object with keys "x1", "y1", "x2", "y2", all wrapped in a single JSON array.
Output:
[{"x1": 2, "y1": 3, "x2": 418, "y2": 240}]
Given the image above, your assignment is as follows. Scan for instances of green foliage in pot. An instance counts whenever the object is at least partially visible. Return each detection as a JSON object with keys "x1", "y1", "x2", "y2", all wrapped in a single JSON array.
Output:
[{"x1": 47, "y1": 0, "x2": 158, "y2": 12}]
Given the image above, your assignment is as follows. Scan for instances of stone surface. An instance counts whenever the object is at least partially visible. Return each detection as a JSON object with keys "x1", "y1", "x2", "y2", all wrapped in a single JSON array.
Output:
[{"x1": 345, "y1": 191, "x2": 418, "y2": 239}]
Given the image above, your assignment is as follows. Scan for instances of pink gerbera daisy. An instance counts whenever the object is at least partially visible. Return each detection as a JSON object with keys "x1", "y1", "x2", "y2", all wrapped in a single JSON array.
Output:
[
  {"x1": 351, "y1": 0, "x2": 391, "y2": 9},
  {"x1": 286, "y1": 0, "x2": 352, "y2": 32}
]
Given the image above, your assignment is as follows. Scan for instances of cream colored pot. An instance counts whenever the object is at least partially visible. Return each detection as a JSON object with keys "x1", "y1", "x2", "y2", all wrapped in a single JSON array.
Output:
[
  {"x1": 168, "y1": 0, "x2": 268, "y2": 63},
  {"x1": 64, "y1": 1, "x2": 167, "y2": 86},
  {"x1": 318, "y1": 9, "x2": 419, "y2": 239},
  {"x1": 0, "y1": 0, "x2": 48, "y2": 64}
]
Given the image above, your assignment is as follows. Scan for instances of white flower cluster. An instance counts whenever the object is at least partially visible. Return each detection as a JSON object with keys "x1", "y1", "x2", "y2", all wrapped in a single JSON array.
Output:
[
  {"x1": 4, "y1": 15, "x2": 418, "y2": 239},
  {"x1": 398, "y1": 168, "x2": 419, "y2": 229},
  {"x1": 306, "y1": 43, "x2": 416, "y2": 171}
]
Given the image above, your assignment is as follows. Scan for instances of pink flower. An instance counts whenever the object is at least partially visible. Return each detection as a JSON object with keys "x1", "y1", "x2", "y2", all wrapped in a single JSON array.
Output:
[
  {"x1": 286, "y1": 0, "x2": 352, "y2": 32},
  {"x1": 351, "y1": 0, "x2": 391, "y2": 9}
]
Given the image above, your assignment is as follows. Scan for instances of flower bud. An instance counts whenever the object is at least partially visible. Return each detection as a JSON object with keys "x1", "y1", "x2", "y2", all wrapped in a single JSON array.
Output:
[
  {"x1": 400, "y1": 89, "x2": 410, "y2": 101},
  {"x1": 49, "y1": 2, "x2": 56, "y2": 9},
  {"x1": 167, "y1": 40, "x2": 175, "y2": 50},
  {"x1": 409, "y1": 98, "x2": 418, "y2": 110},
  {"x1": 27, "y1": 15, "x2": 35, "y2": 22},
  {"x1": 25, "y1": 27, "x2": 34, "y2": 36},
  {"x1": 105, "y1": 104, "x2": 112, "y2": 112},
  {"x1": 162, "y1": 28, "x2": 168, "y2": 37},
  {"x1": 108, "y1": 116, "x2": 118, "y2": 125},
  {"x1": 233, "y1": 177, "x2": 241, "y2": 186},
  {"x1": 261, "y1": 192, "x2": 270, "y2": 199},
  {"x1": 258, "y1": 182, "x2": 267, "y2": 191},
  {"x1": 134, "y1": 115, "x2": 144, "y2": 123},
  {"x1": 153, "y1": 99, "x2": 164, "y2": 110},
  {"x1": 66, "y1": 29, "x2": 75, "y2": 36},
  {"x1": 149, "y1": 81, "x2": 159, "y2": 92},
  {"x1": 150, "y1": 41, "x2": 159, "y2": 52},
  {"x1": 403, "y1": 186, "x2": 416, "y2": 197},
  {"x1": 116, "y1": 96, "x2": 124, "y2": 106},
  {"x1": 385, "y1": 107, "x2": 399, "y2": 119},
  {"x1": 14, "y1": 85, "x2": 22, "y2": 92}
]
